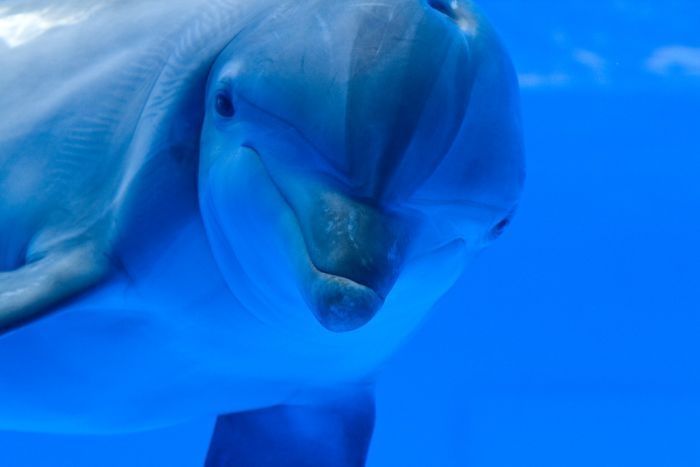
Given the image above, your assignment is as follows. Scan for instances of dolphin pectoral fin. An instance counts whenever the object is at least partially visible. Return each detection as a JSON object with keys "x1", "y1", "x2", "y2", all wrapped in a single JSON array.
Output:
[
  {"x1": 205, "y1": 388, "x2": 375, "y2": 467},
  {"x1": 0, "y1": 243, "x2": 109, "y2": 334}
]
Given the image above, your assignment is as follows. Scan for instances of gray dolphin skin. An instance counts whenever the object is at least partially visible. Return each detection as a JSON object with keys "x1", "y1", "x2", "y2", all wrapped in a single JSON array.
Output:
[{"x1": 0, "y1": 0, "x2": 523, "y2": 462}]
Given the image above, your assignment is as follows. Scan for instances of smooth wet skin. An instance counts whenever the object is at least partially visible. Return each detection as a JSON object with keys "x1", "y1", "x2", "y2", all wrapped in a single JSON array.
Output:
[
  {"x1": 290, "y1": 187, "x2": 410, "y2": 331},
  {"x1": 295, "y1": 193, "x2": 409, "y2": 331},
  {"x1": 309, "y1": 274, "x2": 384, "y2": 332},
  {"x1": 304, "y1": 192, "x2": 408, "y2": 298},
  {"x1": 198, "y1": 0, "x2": 523, "y2": 333},
  {"x1": 0, "y1": 0, "x2": 524, "y2": 439}
]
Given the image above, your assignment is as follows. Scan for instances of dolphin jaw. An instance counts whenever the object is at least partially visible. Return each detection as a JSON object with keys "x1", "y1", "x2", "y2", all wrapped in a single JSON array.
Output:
[{"x1": 306, "y1": 267, "x2": 385, "y2": 333}]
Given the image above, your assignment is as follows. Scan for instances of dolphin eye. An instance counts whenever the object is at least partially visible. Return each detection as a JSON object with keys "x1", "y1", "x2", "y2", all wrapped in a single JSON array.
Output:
[
  {"x1": 490, "y1": 216, "x2": 511, "y2": 238},
  {"x1": 215, "y1": 92, "x2": 235, "y2": 118}
]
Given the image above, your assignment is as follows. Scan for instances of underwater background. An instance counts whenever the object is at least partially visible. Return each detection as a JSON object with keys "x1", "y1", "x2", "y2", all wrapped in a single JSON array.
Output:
[{"x1": 1, "y1": 0, "x2": 698, "y2": 465}]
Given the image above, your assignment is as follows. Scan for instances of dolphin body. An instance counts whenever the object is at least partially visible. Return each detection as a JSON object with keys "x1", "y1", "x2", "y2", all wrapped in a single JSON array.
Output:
[{"x1": 0, "y1": 0, "x2": 523, "y2": 462}]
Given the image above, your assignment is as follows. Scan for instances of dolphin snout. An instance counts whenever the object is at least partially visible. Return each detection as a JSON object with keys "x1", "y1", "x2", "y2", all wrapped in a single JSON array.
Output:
[
  {"x1": 301, "y1": 191, "x2": 409, "y2": 332},
  {"x1": 310, "y1": 193, "x2": 405, "y2": 296},
  {"x1": 309, "y1": 272, "x2": 383, "y2": 332}
]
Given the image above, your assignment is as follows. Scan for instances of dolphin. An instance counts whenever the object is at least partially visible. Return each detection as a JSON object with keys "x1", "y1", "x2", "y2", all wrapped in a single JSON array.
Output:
[{"x1": 0, "y1": 0, "x2": 524, "y2": 463}]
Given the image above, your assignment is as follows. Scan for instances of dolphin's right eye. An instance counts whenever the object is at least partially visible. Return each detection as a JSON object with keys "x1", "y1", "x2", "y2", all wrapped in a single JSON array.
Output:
[{"x1": 215, "y1": 92, "x2": 235, "y2": 118}]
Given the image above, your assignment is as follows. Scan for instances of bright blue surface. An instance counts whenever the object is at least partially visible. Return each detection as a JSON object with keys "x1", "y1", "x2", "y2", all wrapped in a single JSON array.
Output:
[{"x1": 1, "y1": 0, "x2": 699, "y2": 465}]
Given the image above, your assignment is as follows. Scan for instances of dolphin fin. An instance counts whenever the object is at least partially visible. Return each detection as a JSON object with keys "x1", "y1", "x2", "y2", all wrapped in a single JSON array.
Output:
[
  {"x1": 0, "y1": 242, "x2": 108, "y2": 334},
  {"x1": 205, "y1": 388, "x2": 375, "y2": 467}
]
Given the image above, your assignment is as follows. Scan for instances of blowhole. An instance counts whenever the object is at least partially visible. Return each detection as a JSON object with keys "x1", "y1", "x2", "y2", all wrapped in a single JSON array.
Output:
[{"x1": 427, "y1": 0, "x2": 460, "y2": 21}]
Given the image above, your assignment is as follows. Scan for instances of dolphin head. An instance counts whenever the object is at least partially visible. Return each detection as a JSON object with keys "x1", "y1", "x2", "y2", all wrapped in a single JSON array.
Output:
[{"x1": 198, "y1": 0, "x2": 524, "y2": 334}]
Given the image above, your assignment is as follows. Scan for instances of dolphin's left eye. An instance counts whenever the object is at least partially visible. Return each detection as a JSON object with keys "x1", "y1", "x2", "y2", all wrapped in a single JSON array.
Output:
[
  {"x1": 215, "y1": 92, "x2": 235, "y2": 118},
  {"x1": 490, "y1": 217, "x2": 511, "y2": 238}
]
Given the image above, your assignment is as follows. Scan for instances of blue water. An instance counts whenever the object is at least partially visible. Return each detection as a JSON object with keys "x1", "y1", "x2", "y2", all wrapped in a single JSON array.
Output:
[{"x1": 2, "y1": 0, "x2": 699, "y2": 465}]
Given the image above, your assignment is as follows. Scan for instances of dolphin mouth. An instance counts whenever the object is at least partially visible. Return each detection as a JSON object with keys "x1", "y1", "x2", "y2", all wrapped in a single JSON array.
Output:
[
  {"x1": 237, "y1": 144, "x2": 393, "y2": 333},
  {"x1": 306, "y1": 266, "x2": 385, "y2": 333}
]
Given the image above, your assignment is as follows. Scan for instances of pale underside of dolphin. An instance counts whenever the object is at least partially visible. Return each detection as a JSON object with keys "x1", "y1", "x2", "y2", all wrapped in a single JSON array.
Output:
[{"x1": 0, "y1": 0, "x2": 524, "y2": 463}]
